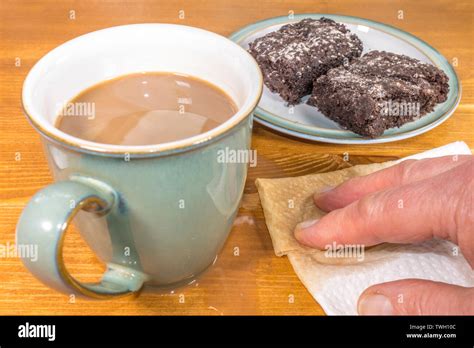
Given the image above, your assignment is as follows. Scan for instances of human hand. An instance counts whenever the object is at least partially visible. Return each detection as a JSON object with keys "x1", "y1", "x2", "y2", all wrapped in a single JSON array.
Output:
[{"x1": 294, "y1": 155, "x2": 474, "y2": 315}]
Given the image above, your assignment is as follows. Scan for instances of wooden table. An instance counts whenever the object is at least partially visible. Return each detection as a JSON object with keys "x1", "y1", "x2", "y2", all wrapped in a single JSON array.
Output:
[{"x1": 0, "y1": 0, "x2": 472, "y2": 315}]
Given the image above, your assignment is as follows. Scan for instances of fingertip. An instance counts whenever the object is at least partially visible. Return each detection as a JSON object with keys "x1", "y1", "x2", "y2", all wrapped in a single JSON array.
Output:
[
  {"x1": 357, "y1": 279, "x2": 474, "y2": 315},
  {"x1": 357, "y1": 292, "x2": 394, "y2": 315},
  {"x1": 357, "y1": 283, "x2": 397, "y2": 315},
  {"x1": 313, "y1": 183, "x2": 364, "y2": 212},
  {"x1": 316, "y1": 186, "x2": 335, "y2": 197},
  {"x1": 294, "y1": 219, "x2": 325, "y2": 248},
  {"x1": 313, "y1": 186, "x2": 337, "y2": 211}
]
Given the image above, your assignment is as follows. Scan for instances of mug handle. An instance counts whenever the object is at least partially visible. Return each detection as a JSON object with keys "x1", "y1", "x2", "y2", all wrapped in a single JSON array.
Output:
[{"x1": 16, "y1": 178, "x2": 146, "y2": 299}]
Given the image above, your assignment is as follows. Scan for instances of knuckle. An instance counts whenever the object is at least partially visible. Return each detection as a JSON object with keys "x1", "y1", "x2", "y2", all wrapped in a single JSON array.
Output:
[
  {"x1": 395, "y1": 159, "x2": 417, "y2": 185},
  {"x1": 413, "y1": 291, "x2": 436, "y2": 315},
  {"x1": 356, "y1": 189, "x2": 397, "y2": 220},
  {"x1": 439, "y1": 161, "x2": 474, "y2": 241},
  {"x1": 452, "y1": 161, "x2": 474, "y2": 247},
  {"x1": 395, "y1": 281, "x2": 437, "y2": 315},
  {"x1": 354, "y1": 195, "x2": 378, "y2": 221},
  {"x1": 454, "y1": 178, "x2": 473, "y2": 231},
  {"x1": 352, "y1": 189, "x2": 406, "y2": 243},
  {"x1": 351, "y1": 194, "x2": 385, "y2": 239}
]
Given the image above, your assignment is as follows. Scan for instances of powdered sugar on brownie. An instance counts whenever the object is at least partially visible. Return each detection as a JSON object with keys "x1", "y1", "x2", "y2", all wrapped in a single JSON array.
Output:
[
  {"x1": 248, "y1": 18, "x2": 363, "y2": 104},
  {"x1": 308, "y1": 50, "x2": 450, "y2": 137}
]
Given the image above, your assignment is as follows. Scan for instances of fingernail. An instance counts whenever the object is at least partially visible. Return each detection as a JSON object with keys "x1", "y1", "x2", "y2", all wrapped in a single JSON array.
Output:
[
  {"x1": 296, "y1": 218, "x2": 319, "y2": 230},
  {"x1": 319, "y1": 185, "x2": 334, "y2": 194},
  {"x1": 358, "y1": 294, "x2": 394, "y2": 315},
  {"x1": 294, "y1": 219, "x2": 319, "y2": 242},
  {"x1": 314, "y1": 185, "x2": 334, "y2": 199}
]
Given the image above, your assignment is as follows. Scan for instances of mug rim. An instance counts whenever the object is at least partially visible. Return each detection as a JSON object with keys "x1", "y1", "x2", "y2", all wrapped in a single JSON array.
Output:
[{"x1": 22, "y1": 23, "x2": 263, "y2": 156}]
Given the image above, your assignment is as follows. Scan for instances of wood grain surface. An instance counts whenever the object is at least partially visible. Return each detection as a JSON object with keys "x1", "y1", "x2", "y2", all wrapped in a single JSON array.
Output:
[{"x1": 0, "y1": 0, "x2": 472, "y2": 315}]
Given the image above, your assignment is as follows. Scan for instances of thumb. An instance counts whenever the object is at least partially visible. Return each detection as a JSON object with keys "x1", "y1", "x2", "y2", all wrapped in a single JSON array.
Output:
[{"x1": 357, "y1": 279, "x2": 474, "y2": 315}]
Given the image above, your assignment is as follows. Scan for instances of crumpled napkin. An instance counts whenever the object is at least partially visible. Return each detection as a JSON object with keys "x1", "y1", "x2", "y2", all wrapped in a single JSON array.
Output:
[{"x1": 256, "y1": 142, "x2": 474, "y2": 315}]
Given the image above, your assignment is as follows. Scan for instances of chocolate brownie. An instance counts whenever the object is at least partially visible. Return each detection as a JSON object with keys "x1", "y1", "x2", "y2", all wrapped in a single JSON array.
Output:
[
  {"x1": 248, "y1": 18, "x2": 363, "y2": 105},
  {"x1": 307, "y1": 50, "x2": 450, "y2": 137}
]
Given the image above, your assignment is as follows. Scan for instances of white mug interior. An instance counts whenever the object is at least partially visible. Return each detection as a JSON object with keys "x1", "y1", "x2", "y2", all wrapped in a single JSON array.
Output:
[{"x1": 22, "y1": 23, "x2": 262, "y2": 154}]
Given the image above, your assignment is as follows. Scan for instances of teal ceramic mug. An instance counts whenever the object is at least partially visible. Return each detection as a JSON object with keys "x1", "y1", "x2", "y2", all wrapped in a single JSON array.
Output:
[{"x1": 17, "y1": 24, "x2": 262, "y2": 299}]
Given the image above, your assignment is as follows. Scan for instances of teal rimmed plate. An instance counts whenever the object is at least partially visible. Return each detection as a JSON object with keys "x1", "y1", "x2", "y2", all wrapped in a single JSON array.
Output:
[{"x1": 229, "y1": 14, "x2": 461, "y2": 144}]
